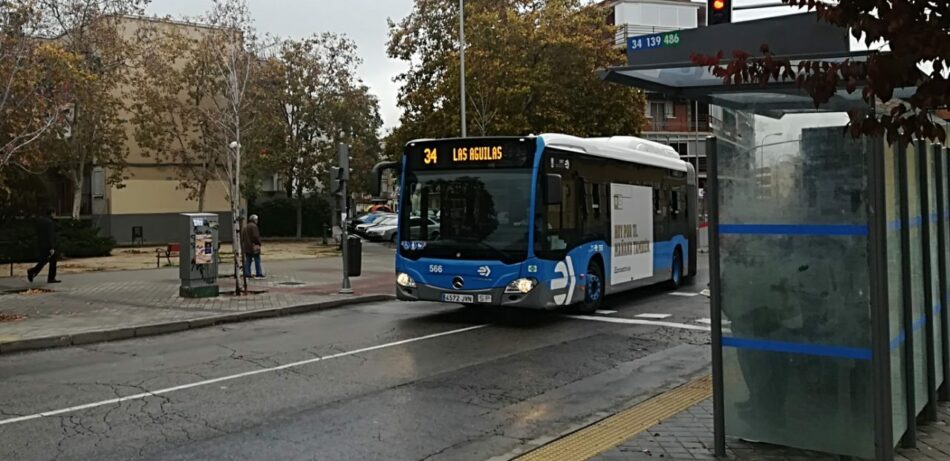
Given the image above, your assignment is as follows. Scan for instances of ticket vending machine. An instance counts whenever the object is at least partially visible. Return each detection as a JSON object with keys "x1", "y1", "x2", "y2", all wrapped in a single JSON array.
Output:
[{"x1": 179, "y1": 213, "x2": 219, "y2": 298}]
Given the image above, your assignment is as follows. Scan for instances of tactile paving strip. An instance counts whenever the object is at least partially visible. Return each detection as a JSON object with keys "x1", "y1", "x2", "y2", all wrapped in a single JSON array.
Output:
[{"x1": 515, "y1": 375, "x2": 712, "y2": 461}]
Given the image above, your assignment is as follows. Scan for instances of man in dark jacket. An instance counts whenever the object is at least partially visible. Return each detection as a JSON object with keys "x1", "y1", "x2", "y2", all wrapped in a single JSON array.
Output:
[
  {"x1": 241, "y1": 214, "x2": 264, "y2": 278},
  {"x1": 27, "y1": 208, "x2": 60, "y2": 284}
]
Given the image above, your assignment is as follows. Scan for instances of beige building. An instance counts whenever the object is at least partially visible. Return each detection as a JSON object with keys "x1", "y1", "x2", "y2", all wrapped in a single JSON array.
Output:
[{"x1": 85, "y1": 16, "x2": 235, "y2": 245}]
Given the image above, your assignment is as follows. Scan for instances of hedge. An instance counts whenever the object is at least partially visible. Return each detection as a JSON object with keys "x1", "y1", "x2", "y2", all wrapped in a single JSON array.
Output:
[
  {"x1": 0, "y1": 218, "x2": 116, "y2": 263},
  {"x1": 248, "y1": 195, "x2": 332, "y2": 238}
]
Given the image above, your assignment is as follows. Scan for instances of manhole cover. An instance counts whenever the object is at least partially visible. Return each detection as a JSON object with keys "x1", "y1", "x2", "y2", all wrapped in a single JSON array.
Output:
[
  {"x1": 278, "y1": 282, "x2": 305, "y2": 286},
  {"x1": 0, "y1": 313, "x2": 26, "y2": 323}
]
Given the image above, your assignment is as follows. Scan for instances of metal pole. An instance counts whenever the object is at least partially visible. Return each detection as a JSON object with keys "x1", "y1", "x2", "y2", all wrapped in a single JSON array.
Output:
[
  {"x1": 707, "y1": 136, "x2": 726, "y2": 457},
  {"x1": 340, "y1": 144, "x2": 353, "y2": 295},
  {"x1": 459, "y1": 0, "x2": 467, "y2": 138}
]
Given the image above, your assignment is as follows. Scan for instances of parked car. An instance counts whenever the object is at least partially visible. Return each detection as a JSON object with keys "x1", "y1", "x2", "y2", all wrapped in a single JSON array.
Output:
[
  {"x1": 366, "y1": 216, "x2": 439, "y2": 242},
  {"x1": 348, "y1": 212, "x2": 393, "y2": 233},
  {"x1": 355, "y1": 215, "x2": 397, "y2": 237}
]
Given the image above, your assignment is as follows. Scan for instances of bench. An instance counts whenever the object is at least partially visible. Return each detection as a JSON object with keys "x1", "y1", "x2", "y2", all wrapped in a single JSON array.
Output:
[{"x1": 155, "y1": 243, "x2": 181, "y2": 267}]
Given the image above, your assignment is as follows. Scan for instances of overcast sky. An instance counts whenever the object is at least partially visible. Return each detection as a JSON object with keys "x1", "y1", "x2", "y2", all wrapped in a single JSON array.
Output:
[
  {"x1": 146, "y1": 0, "x2": 414, "y2": 134},
  {"x1": 145, "y1": 1, "x2": 813, "y2": 134}
]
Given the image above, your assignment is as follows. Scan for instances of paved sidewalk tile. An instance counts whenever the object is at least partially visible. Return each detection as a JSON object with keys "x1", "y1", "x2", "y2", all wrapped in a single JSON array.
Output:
[
  {"x1": 592, "y1": 398, "x2": 950, "y2": 461},
  {"x1": 0, "y1": 246, "x2": 396, "y2": 347}
]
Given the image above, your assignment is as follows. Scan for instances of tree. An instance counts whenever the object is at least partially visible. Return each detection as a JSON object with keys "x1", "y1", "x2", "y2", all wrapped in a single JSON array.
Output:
[
  {"x1": 256, "y1": 33, "x2": 381, "y2": 237},
  {"x1": 32, "y1": 0, "x2": 149, "y2": 218},
  {"x1": 386, "y1": 0, "x2": 645, "y2": 158},
  {"x1": 129, "y1": 23, "x2": 222, "y2": 212},
  {"x1": 195, "y1": 0, "x2": 263, "y2": 294},
  {"x1": 691, "y1": 0, "x2": 948, "y2": 145},
  {"x1": 0, "y1": 1, "x2": 81, "y2": 185}
]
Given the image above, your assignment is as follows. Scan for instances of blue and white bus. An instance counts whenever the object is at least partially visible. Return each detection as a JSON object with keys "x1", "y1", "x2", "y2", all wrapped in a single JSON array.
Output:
[{"x1": 371, "y1": 134, "x2": 697, "y2": 313}]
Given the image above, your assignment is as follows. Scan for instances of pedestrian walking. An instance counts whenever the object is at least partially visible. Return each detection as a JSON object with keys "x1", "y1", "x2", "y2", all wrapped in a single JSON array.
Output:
[
  {"x1": 27, "y1": 207, "x2": 60, "y2": 284},
  {"x1": 241, "y1": 214, "x2": 264, "y2": 279}
]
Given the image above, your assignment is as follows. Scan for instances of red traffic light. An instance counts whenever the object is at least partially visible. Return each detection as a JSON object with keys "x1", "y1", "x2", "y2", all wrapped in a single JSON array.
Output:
[{"x1": 712, "y1": 0, "x2": 725, "y2": 10}]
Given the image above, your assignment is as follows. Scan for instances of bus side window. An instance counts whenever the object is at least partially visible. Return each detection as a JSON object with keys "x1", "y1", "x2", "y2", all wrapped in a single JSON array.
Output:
[
  {"x1": 671, "y1": 190, "x2": 679, "y2": 216},
  {"x1": 591, "y1": 183, "x2": 601, "y2": 220}
]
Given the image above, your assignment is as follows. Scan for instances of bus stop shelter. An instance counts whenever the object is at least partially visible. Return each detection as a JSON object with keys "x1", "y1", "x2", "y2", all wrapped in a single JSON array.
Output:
[{"x1": 601, "y1": 12, "x2": 950, "y2": 460}]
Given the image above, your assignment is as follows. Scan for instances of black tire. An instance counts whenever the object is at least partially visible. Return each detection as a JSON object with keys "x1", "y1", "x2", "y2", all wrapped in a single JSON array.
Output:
[
  {"x1": 390, "y1": 233, "x2": 397, "y2": 243},
  {"x1": 575, "y1": 261, "x2": 604, "y2": 314},
  {"x1": 668, "y1": 249, "x2": 684, "y2": 290}
]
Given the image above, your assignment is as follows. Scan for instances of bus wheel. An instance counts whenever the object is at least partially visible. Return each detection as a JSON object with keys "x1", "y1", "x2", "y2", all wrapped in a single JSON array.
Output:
[
  {"x1": 577, "y1": 262, "x2": 604, "y2": 314},
  {"x1": 668, "y1": 249, "x2": 683, "y2": 289}
]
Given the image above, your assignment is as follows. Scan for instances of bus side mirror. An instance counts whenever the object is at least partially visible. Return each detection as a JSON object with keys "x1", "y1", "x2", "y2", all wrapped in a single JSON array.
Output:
[
  {"x1": 544, "y1": 174, "x2": 562, "y2": 205},
  {"x1": 369, "y1": 161, "x2": 400, "y2": 198}
]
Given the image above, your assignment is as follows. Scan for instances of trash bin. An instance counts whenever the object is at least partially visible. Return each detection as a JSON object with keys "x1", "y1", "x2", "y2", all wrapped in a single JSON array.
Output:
[{"x1": 346, "y1": 236, "x2": 361, "y2": 277}]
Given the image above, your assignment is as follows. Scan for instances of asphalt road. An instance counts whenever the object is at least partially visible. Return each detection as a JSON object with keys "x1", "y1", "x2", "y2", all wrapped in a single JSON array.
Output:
[{"x1": 0, "y1": 257, "x2": 712, "y2": 461}]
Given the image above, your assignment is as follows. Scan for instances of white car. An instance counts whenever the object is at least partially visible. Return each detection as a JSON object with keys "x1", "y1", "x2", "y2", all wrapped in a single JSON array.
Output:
[
  {"x1": 355, "y1": 215, "x2": 396, "y2": 236},
  {"x1": 367, "y1": 217, "x2": 439, "y2": 242}
]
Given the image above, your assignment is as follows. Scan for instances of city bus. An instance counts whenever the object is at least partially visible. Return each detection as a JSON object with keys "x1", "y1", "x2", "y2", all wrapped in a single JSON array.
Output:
[{"x1": 371, "y1": 133, "x2": 697, "y2": 313}]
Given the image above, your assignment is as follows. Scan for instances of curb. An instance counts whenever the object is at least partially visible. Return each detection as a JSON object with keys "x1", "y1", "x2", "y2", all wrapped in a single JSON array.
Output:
[{"x1": 0, "y1": 294, "x2": 394, "y2": 355}]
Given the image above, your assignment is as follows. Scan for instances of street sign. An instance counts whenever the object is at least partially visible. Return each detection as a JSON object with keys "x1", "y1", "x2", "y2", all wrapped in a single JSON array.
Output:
[{"x1": 627, "y1": 31, "x2": 681, "y2": 54}]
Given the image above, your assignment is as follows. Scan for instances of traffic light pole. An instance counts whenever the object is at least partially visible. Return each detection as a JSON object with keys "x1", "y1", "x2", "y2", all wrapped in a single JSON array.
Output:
[{"x1": 338, "y1": 144, "x2": 353, "y2": 295}]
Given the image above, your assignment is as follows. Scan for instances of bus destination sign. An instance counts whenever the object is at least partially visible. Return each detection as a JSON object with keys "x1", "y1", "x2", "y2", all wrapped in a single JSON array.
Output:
[{"x1": 406, "y1": 138, "x2": 535, "y2": 170}]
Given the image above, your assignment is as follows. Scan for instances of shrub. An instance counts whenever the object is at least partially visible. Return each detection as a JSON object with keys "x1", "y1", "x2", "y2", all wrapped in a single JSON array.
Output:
[
  {"x1": 57, "y1": 219, "x2": 116, "y2": 258},
  {"x1": 249, "y1": 195, "x2": 332, "y2": 238},
  {"x1": 0, "y1": 218, "x2": 115, "y2": 262}
]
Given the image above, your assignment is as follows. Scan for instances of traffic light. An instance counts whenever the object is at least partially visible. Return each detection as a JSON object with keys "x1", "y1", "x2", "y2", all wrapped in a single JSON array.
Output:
[
  {"x1": 708, "y1": 0, "x2": 731, "y2": 25},
  {"x1": 329, "y1": 166, "x2": 344, "y2": 194}
]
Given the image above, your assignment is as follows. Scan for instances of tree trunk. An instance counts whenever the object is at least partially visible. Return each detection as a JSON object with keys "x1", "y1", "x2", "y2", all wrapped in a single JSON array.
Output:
[
  {"x1": 70, "y1": 162, "x2": 86, "y2": 219},
  {"x1": 197, "y1": 179, "x2": 207, "y2": 212},
  {"x1": 295, "y1": 184, "x2": 304, "y2": 239}
]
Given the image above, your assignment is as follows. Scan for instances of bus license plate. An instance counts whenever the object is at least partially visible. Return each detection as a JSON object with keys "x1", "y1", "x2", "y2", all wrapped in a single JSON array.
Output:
[{"x1": 443, "y1": 293, "x2": 474, "y2": 303}]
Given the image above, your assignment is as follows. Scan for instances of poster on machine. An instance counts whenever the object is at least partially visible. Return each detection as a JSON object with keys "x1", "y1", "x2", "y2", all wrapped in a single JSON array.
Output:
[
  {"x1": 610, "y1": 183, "x2": 653, "y2": 285},
  {"x1": 195, "y1": 234, "x2": 213, "y2": 265}
]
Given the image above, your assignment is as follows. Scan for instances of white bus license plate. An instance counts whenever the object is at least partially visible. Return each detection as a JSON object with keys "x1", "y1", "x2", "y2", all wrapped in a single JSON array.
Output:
[{"x1": 443, "y1": 293, "x2": 474, "y2": 303}]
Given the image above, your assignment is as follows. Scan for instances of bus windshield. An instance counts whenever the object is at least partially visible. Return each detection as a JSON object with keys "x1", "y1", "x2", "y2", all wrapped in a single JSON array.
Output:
[{"x1": 399, "y1": 169, "x2": 533, "y2": 263}]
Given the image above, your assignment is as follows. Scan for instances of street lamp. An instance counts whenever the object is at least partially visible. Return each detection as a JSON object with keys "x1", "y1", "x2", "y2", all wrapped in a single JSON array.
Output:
[{"x1": 459, "y1": 0, "x2": 467, "y2": 138}]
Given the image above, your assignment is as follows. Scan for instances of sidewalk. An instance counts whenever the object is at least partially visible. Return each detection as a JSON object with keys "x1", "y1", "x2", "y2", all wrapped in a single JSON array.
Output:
[
  {"x1": 0, "y1": 244, "x2": 396, "y2": 354},
  {"x1": 539, "y1": 376, "x2": 950, "y2": 461},
  {"x1": 591, "y1": 396, "x2": 950, "y2": 460}
]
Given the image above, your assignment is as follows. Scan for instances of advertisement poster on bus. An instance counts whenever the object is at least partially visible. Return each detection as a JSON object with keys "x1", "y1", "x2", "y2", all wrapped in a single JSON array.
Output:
[{"x1": 610, "y1": 183, "x2": 653, "y2": 285}]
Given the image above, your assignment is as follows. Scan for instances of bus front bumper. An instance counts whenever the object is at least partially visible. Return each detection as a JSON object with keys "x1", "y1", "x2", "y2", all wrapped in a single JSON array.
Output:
[{"x1": 396, "y1": 282, "x2": 564, "y2": 310}]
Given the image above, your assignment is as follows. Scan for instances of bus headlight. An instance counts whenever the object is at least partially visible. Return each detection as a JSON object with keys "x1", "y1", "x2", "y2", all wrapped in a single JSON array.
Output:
[
  {"x1": 505, "y1": 278, "x2": 537, "y2": 294},
  {"x1": 396, "y1": 272, "x2": 416, "y2": 288}
]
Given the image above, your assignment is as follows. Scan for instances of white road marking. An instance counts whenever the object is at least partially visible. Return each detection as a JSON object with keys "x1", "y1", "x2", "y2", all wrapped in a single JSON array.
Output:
[
  {"x1": 595, "y1": 310, "x2": 617, "y2": 315},
  {"x1": 0, "y1": 324, "x2": 488, "y2": 427},
  {"x1": 568, "y1": 315, "x2": 711, "y2": 331},
  {"x1": 669, "y1": 292, "x2": 700, "y2": 297},
  {"x1": 635, "y1": 313, "x2": 672, "y2": 319},
  {"x1": 695, "y1": 318, "x2": 712, "y2": 325}
]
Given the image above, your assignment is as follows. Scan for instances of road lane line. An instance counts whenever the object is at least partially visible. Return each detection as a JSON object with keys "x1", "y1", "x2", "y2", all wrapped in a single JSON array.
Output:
[
  {"x1": 0, "y1": 324, "x2": 488, "y2": 427},
  {"x1": 568, "y1": 315, "x2": 711, "y2": 331},
  {"x1": 594, "y1": 310, "x2": 617, "y2": 315},
  {"x1": 669, "y1": 291, "x2": 700, "y2": 297},
  {"x1": 634, "y1": 313, "x2": 671, "y2": 319}
]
